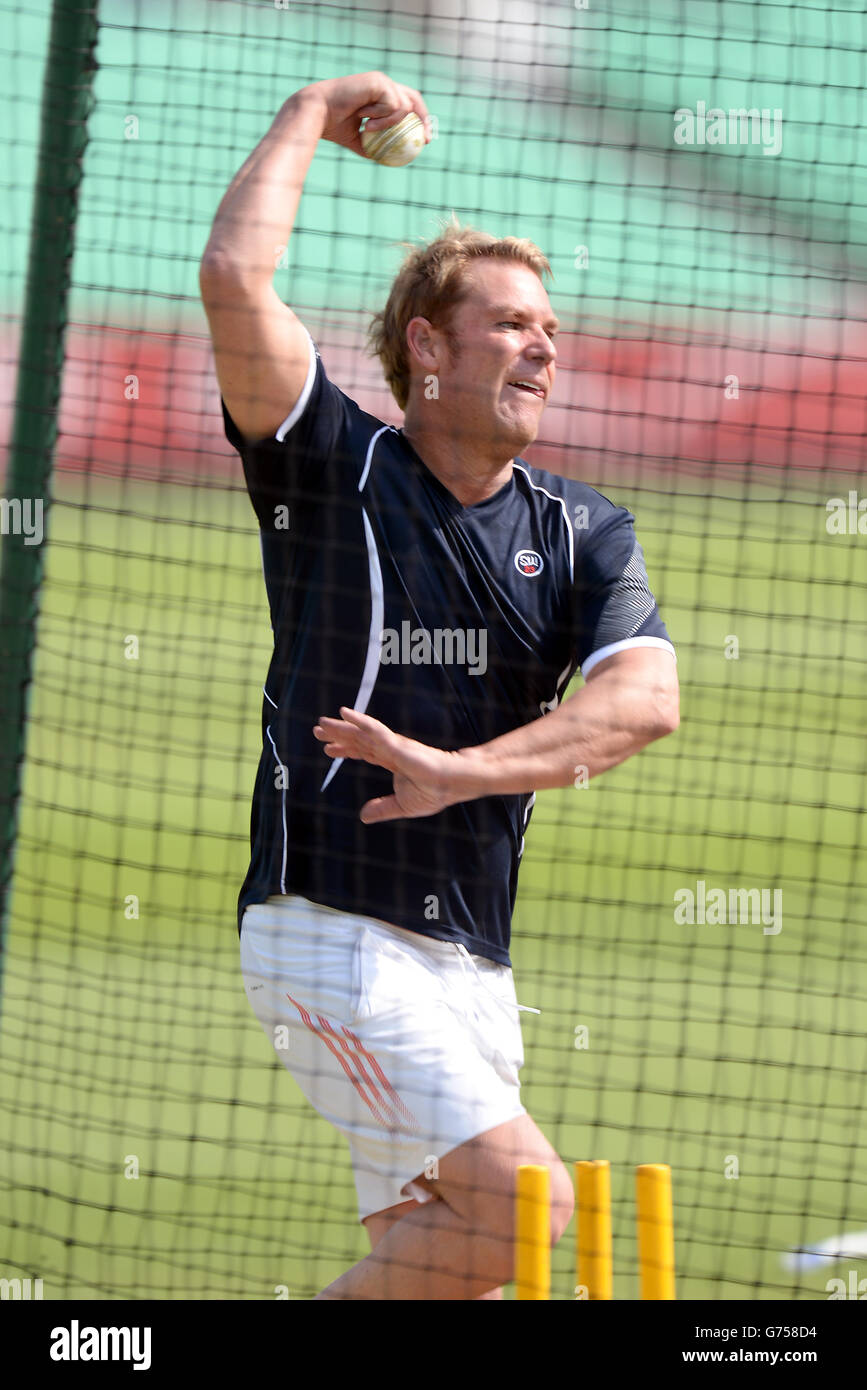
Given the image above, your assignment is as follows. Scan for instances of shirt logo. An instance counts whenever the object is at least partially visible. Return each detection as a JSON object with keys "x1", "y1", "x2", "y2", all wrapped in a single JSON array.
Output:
[{"x1": 514, "y1": 549, "x2": 544, "y2": 577}]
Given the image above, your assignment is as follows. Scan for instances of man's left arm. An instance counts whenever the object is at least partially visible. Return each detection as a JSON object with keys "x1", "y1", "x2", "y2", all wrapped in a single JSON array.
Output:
[
  {"x1": 314, "y1": 499, "x2": 679, "y2": 820},
  {"x1": 453, "y1": 644, "x2": 679, "y2": 797},
  {"x1": 313, "y1": 646, "x2": 678, "y2": 822}
]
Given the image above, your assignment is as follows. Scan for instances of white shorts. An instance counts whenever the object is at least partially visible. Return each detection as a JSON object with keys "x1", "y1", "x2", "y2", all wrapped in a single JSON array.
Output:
[{"x1": 239, "y1": 894, "x2": 527, "y2": 1221}]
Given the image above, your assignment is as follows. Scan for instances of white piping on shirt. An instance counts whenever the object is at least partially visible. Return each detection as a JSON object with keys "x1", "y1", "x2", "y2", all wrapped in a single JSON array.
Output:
[
  {"x1": 320, "y1": 423, "x2": 395, "y2": 790},
  {"x1": 275, "y1": 329, "x2": 317, "y2": 442},
  {"x1": 320, "y1": 505, "x2": 384, "y2": 791},
  {"x1": 512, "y1": 462, "x2": 575, "y2": 583},
  {"x1": 265, "y1": 723, "x2": 289, "y2": 892}
]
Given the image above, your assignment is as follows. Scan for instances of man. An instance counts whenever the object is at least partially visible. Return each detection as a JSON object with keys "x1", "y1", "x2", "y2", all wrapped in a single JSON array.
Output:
[{"x1": 200, "y1": 71, "x2": 679, "y2": 1300}]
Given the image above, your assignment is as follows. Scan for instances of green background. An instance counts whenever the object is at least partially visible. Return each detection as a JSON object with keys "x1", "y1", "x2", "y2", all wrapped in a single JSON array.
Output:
[{"x1": 1, "y1": 0, "x2": 865, "y2": 1298}]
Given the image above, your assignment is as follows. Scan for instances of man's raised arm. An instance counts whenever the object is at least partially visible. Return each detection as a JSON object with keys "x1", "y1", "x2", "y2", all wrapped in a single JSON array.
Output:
[{"x1": 199, "y1": 73, "x2": 430, "y2": 443}]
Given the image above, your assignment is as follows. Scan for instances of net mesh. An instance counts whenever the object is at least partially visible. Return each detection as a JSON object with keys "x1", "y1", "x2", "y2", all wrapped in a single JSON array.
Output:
[{"x1": 1, "y1": 0, "x2": 865, "y2": 1299}]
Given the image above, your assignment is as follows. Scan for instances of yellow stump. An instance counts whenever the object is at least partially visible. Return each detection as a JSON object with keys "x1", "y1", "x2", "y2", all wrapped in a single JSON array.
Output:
[
  {"x1": 575, "y1": 1159, "x2": 613, "y2": 1300},
  {"x1": 515, "y1": 1164, "x2": 550, "y2": 1300},
  {"x1": 635, "y1": 1164, "x2": 676, "y2": 1300}
]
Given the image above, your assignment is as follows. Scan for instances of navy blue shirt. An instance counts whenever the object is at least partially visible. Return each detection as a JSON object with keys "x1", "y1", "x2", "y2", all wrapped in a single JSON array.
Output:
[{"x1": 223, "y1": 333, "x2": 675, "y2": 965}]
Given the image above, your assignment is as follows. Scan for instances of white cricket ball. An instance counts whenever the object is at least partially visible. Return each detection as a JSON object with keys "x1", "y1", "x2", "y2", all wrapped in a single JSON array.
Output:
[{"x1": 361, "y1": 112, "x2": 426, "y2": 167}]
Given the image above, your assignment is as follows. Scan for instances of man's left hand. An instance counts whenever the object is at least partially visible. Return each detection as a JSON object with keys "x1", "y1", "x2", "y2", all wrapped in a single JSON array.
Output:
[{"x1": 313, "y1": 707, "x2": 465, "y2": 823}]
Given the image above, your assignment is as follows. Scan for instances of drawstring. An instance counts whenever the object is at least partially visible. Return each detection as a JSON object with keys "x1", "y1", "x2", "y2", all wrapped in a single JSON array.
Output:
[{"x1": 454, "y1": 943, "x2": 541, "y2": 1016}]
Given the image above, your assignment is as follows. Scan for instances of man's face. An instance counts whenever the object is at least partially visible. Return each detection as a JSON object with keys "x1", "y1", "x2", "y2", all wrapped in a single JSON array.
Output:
[{"x1": 428, "y1": 260, "x2": 558, "y2": 453}]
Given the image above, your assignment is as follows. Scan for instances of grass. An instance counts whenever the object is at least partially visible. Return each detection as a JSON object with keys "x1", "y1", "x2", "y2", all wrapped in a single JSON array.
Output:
[{"x1": 0, "y1": 469, "x2": 865, "y2": 1299}]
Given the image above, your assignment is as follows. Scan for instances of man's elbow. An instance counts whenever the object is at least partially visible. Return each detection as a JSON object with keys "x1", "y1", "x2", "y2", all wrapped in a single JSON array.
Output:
[
  {"x1": 199, "y1": 249, "x2": 242, "y2": 295},
  {"x1": 648, "y1": 681, "x2": 680, "y2": 740}
]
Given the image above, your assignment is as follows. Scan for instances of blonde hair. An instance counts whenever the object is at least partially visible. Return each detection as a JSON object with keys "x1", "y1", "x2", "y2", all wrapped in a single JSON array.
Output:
[{"x1": 367, "y1": 215, "x2": 552, "y2": 410}]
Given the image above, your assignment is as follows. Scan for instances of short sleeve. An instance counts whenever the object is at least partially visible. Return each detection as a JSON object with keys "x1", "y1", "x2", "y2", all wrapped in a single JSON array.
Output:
[
  {"x1": 220, "y1": 330, "x2": 356, "y2": 530},
  {"x1": 573, "y1": 501, "x2": 675, "y2": 677}
]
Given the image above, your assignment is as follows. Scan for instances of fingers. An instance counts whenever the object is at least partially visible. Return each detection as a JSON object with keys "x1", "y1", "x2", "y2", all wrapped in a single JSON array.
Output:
[
  {"x1": 359, "y1": 103, "x2": 412, "y2": 133},
  {"x1": 359, "y1": 80, "x2": 431, "y2": 138},
  {"x1": 311, "y1": 720, "x2": 358, "y2": 759},
  {"x1": 337, "y1": 705, "x2": 378, "y2": 727},
  {"x1": 359, "y1": 795, "x2": 401, "y2": 825},
  {"x1": 314, "y1": 736, "x2": 350, "y2": 757},
  {"x1": 355, "y1": 73, "x2": 408, "y2": 130},
  {"x1": 312, "y1": 707, "x2": 396, "y2": 764},
  {"x1": 312, "y1": 707, "x2": 378, "y2": 738},
  {"x1": 399, "y1": 83, "x2": 431, "y2": 134}
]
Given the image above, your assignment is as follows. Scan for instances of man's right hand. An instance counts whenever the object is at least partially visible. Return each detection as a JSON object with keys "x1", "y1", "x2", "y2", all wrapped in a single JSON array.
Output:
[{"x1": 302, "y1": 71, "x2": 431, "y2": 157}]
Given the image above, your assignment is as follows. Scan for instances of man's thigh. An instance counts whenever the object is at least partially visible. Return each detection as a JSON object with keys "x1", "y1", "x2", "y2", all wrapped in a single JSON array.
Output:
[
  {"x1": 419, "y1": 1112, "x2": 573, "y2": 1234},
  {"x1": 363, "y1": 1198, "x2": 420, "y2": 1249},
  {"x1": 363, "y1": 1193, "x2": 505, "y2": 1299},
  {"x1": 366, "y1": 1112, "x2": 571, "y2": 1240}
]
